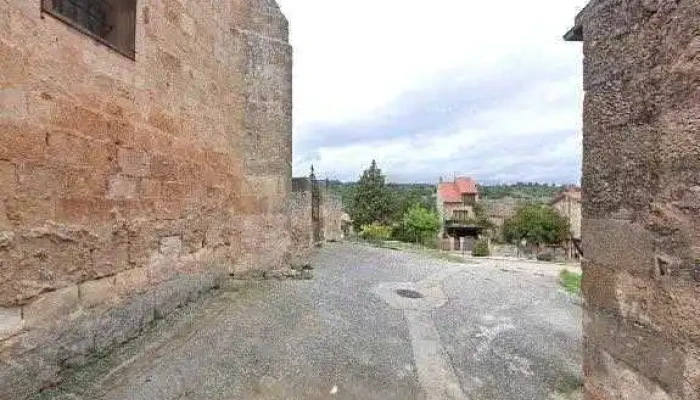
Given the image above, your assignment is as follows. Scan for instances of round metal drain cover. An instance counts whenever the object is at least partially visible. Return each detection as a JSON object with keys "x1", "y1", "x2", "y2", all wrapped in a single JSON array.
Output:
[{"x1": 395, "y1": 289, "x2": 424, "y2": 299}]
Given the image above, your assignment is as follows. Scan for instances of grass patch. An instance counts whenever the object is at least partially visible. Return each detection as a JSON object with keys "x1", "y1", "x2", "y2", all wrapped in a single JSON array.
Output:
[{"x1": 559, "y1": 269, "x2": 582, "y2": 296}]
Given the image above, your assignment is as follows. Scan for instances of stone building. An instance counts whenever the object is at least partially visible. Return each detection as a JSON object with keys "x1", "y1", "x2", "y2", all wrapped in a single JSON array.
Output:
[
  {"x1": 437, "y1": 177, "x2": 482, "y2": 251},
  {"x1": 481, "y1": 197, "x2": 519, "y2": 240},
  {"x1": 550, "y1": 186, "x2": 582, "y2": 240},
  {"x1": 0, "y1": 0, "x2": 291, "y2": 397},
  {"x1": 566, "y1": 1, "x2": 700, "y2": 398},
  {"x1": 550, "y1": 186, "x2": 582, "y2": 258}
]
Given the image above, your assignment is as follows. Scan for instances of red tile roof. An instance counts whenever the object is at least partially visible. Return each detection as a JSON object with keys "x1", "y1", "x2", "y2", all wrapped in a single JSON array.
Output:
[
  {"x1": 438, "y1": 177, "x2": 478, "y2": 203},
  {"x1": 455, "y1": 177, "x2": 478, "y2": 195}
]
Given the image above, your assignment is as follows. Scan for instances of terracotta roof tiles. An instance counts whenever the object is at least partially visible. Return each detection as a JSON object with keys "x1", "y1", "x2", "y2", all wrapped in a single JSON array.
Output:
[{"x1": 438, "y1": 177, "x2": 478, "y2": 203}]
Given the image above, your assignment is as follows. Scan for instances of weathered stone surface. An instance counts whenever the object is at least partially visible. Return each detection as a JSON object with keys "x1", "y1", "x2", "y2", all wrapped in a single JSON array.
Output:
[
  {"x1": 23, "y1": 285, "x2": 79, "y2": 329},
  {"x1": 94, "y1": 293, "x2": 154, "y2": 351},
  {"x1": 114, "y1": 267, "x2": 149, "y2": 298},
  {"x1": 584, "y1": 308, "x2": 686, "y2": 392},
  {"x1": 571, "y1": 0, "x2": 700, "y2": 398},
  {"x1": 79, "y1": 276, "x2": 118, "y2": 309},
  {"x1": 0, "y1": 307, "x2": 22, "y2": 340},
  {"x1": 580, "y1": 262, "x2": 617, "y2": 312},
  {"x1": 1, "y1": 0, "x2": 292, "y2": 396},
  {"x1": 582, "y1": 218, "x2": 655, "y2": 274}
]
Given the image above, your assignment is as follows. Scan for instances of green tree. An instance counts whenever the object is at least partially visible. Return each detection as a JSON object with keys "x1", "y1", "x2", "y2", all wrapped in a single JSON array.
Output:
[
  {"x1": 502, "y1": 204, "x2": 570, "y2": 248},
  {"x1": 349, "y1": 160, "x2": 393, "y2": 230},
  {"x1": 389, "y1": 187, "x2": 436, "y2": 221},
  {"x1": 398, "y1": 204, "x2": 441, "y2": 244}
]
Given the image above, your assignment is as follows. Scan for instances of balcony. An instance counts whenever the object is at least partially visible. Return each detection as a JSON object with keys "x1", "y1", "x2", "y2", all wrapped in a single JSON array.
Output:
[{"x1": 444, "y1": 219, "x2": 483, "y2": 238}]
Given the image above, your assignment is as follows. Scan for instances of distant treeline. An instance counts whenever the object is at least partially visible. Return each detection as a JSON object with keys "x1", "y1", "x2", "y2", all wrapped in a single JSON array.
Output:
[
  {"x1": 326, "y1": 180, "x2": 568, "y2": 204},
  {"x1": 477, "y1": 183, "x2": 567, "y2": 201}
]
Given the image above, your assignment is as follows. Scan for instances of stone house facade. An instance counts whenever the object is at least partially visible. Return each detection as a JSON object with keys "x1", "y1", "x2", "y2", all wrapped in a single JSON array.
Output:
[
  {"x1": 481, "y1": 197, "x2": 519, "y2": 240},
  {"x1": 550, "y1": 186, "x2": 582, "y2": 258},
  {"x1": 437, "y1": 177, "x2": 481, "y2": 251},
  {"x1": 567, "y1": 1, "x2": 700, "y2": 398},
  {"x1": 0, "y1": 0, "x2": 291, "y2": 397},
  {"x1": 550, "y1": 186, "x2": 582, "y2": 240}
]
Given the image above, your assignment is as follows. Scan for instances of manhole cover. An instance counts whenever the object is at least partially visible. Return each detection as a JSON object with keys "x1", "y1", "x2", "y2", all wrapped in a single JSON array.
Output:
[{"x1": 395, "y1": 289, "x2": 424, "y2": 299}]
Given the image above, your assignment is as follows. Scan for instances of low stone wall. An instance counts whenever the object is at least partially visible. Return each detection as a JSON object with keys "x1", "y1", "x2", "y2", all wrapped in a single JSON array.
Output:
[
  {"x1": 289, "y1": 178, "x2": 314, "y2": 266},
  {"x1": 322, "y1": 192, "x2": 344, "y2": 242},
  {"x1": 0, "y1": 268, "x2": 227, "y2": 399}
]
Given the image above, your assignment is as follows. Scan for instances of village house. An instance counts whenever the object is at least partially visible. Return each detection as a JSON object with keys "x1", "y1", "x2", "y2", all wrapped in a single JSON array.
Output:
[
  {"x1": 549, "y1": 186, "x2": 582, "y2": 258},
  {"x1": 481, "y1": 196, "x2": 519, "y2": 240},
  {"x1": 437, "y1": 177, "x2": 482, "y2": 251},
  {"x1": 0, "y1": 0, "x2": 292, "y2": 397}
]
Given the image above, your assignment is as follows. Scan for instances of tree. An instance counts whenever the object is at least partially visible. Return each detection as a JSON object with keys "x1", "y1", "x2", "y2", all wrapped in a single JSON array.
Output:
[
  {"x1": 502, "y1": 204, "x2": 570, "y2": 248},
  {"x1": 349, "y1": 160, "x2": 393, "y2": 230},
  {"x1": 398, "y1": 204, "x2": 441, "y2": 244},
  {"x1": 389, "y1": 186, "x2": 436, "y2": 222}
]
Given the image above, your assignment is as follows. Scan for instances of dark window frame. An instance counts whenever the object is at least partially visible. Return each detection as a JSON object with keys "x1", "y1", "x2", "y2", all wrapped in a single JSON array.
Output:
[{"x1": 40, "y1": 0, "x2": 137, "y2": 60}]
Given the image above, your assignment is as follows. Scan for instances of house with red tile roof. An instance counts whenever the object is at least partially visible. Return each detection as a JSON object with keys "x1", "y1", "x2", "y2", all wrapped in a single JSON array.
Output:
[{"x1": 436, "y1": 177, "x2": 482, "y2": 251}]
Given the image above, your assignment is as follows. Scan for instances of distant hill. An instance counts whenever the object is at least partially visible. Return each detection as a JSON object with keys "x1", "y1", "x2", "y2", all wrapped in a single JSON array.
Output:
[{"x1": 477, "y1": 183, "x2": 566, "y2": 202}]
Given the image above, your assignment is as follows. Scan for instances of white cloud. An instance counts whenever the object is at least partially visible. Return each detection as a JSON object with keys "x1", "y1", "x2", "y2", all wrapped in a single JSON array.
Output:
[{"x1": 276, "y1": 0, "x2": 589, "y2": 183}]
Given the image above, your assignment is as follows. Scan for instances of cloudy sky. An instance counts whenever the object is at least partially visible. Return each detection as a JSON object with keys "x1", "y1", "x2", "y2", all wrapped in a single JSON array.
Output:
[{"x1": 276, "y1": 0, "x2": 588, "y2": 184}]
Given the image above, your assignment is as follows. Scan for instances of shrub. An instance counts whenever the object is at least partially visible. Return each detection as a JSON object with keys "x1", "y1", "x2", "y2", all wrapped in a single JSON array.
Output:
[
  {"x1": 536, "y1": 252, "x2": 554, "y2": 262},
  {"x1": 397, "y1": 204, "x2": 441, "y2": 244},
  {"x1": 360, "y1": 223, "x2": 392, "y2": 243},
  {"x1": 503, "y1": 204, "x2": 571, "y2": 247},
  {"x1": 472, "y1": 239, "x2": 490, "y2": 257}
]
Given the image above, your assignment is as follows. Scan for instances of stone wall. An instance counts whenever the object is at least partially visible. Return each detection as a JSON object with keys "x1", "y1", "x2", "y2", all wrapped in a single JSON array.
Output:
[
  {"x1": 322, "y1": 190, "x2": 344, "y2": 242},
  {"x1": 569, "y1": 1, "x2": 700, "y2": 398},
  {"x1": 288, "y1": 178, "x2": 346, "y2": 264},
  {"x1": 289, "y1": 177, "x2": 314, "y2": 266},
  {"x1": 0, "y1": 0, "x2": 291, "y2": 397}
]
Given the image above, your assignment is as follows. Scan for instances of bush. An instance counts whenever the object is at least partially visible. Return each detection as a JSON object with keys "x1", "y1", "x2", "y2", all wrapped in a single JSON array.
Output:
[
  {"x1": 536, "y1": 252, "x2": 554, "y2": 262},
  {"x1": 503, "y1": 204, "x2": 571, "y2": 247},
  {"x1": 396, "y1": 204, "x2": 441, "y2": 244},
  {"x1": 472, "y1": 239, "x2": 490, "y2": 257},
  {"x1": 360, "y1": 223, "x2": 392, "y2": 243}
]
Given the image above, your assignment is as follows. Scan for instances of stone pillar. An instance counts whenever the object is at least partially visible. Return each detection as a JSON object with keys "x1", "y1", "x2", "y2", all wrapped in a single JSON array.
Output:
[{"x1": 567, "y1": 1, "x2": 700, "y2": 398}]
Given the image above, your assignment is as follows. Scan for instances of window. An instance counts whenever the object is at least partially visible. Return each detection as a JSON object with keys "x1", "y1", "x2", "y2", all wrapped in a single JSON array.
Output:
[
  {"x1": 42, "y1": 0, "x2": 136, "y2": 59},
  {"x1": 453, "y1": 210, "x2": 471, "y2": 222}
]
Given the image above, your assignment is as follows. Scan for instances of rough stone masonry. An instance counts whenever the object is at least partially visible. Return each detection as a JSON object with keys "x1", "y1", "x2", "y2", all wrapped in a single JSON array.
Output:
[
  {"x1": 567, "y1": 0, "x2": 700, "y2": 399},
  {"x1": 0, "y1": 0, "x2": 291, "y2": 398}
]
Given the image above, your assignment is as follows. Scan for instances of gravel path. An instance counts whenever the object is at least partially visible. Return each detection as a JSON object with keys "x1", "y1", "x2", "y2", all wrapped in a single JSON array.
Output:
[{"x1": 38, "y1": 242, "x2": 582, "y2": 400}]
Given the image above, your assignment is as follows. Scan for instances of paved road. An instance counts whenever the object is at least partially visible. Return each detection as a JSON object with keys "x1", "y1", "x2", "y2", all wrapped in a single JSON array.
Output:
[{"x1": 40, "y1": 243, "x2": 582, "y2": 400}]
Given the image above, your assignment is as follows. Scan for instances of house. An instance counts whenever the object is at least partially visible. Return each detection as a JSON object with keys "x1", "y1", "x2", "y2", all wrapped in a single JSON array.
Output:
[
  {"x1": 481, "y1": 197, "x2": 519, "y2": 240},
  {"x1": 549, "y1": 186, "x2": 582, "y2": 257},
  {"x1": 0, "y1": 0, "x2": 292, "y2": 397},
  {"x1": 437, "y1": 177, "x2": 483, "y2": 251}
]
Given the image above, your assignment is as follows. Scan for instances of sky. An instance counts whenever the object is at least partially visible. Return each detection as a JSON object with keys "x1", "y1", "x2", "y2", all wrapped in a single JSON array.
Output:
[{"x1": 276, "y1": 0, "x2": 589, "y2": 184}]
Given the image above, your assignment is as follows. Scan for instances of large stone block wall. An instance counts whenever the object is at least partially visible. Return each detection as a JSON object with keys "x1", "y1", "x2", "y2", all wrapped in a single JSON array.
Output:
[
  {"x1": 0, "y1": 0, "x2": 291, "y2": 396},
  {"x1": 572, "y1": 0, "x2": 700, "y2": 398}
]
